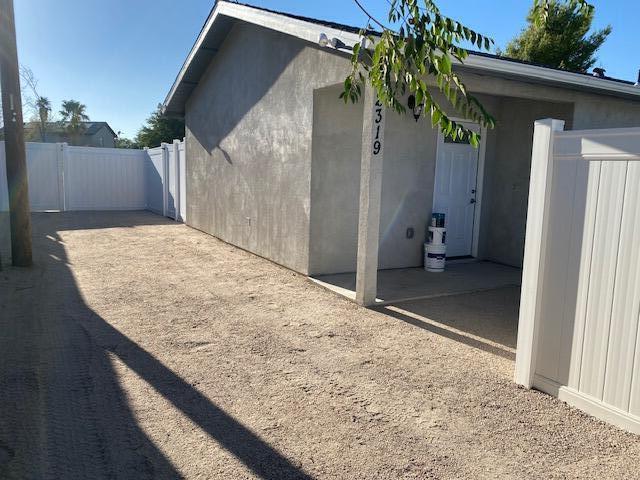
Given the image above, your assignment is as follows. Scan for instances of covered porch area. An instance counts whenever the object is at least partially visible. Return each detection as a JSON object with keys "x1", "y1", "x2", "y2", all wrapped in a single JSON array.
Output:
[
  {"x1": 311, "y1": 260, "x2": 521, "y2": 305},
  {"x1": 308, "y1": 79, "x2": 574, "y2": 308}
]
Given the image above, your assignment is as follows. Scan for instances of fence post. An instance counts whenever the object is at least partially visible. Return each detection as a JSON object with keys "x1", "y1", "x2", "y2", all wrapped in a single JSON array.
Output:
[
  {"x1": 515, "y1": 118, "x2": 565, "y2": 388},
  {"x1": 182, "y1": 136, "x2": 186, "y2": 224},
  {"x1": 173, "y1": 139, "x2": 180, "y2": 222},
  {"x1": 143, "y1": 147, "x2": 149, "y2": 211},
  {"x1": 57, "y1": 143, "x2": 67, "y2": 211},
  {"x1": 161, "y1": 142, "x2": 168, "y2": 217}
]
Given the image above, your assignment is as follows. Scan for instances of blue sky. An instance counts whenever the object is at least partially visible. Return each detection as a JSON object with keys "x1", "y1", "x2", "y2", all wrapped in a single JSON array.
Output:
[{"x1": 14, "y1": 0, "x2": 637, "y2": 138}]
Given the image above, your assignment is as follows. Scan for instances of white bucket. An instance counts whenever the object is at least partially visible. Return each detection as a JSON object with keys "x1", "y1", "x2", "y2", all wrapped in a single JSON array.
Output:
[
  {"x1": 424, "y1": 243, "x2": 446, "y2": 272},
  {"x1": 427, "y1": 226, "x2": 447, "y2": 245}
]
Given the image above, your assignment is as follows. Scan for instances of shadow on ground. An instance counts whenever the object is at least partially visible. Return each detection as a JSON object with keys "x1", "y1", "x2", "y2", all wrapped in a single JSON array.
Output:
[
  {"x1": 376, "y1": 286, "x2": 520, "y2": 361},
  {"x1": 0, "y1": 213, "x2": 311, "y2": 479}
]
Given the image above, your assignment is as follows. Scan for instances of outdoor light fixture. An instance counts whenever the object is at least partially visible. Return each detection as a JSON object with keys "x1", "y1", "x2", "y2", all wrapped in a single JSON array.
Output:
[
  {"x1": 318, "y1": 33, "x2": 330, "y2": 48},
  {"x1": 318, "y1": 33, "x2": 350, "y2": 51},
  {"x1": 407, "y1": 95, "x2": 424, "y2": 122}
]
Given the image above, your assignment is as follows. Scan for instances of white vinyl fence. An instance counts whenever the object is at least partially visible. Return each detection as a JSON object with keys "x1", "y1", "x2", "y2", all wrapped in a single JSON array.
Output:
[
  {"x1": 146, "y1": 140, "x2": 186, "y2": 222},
  {"x1": 0, "y1": 140, "x2": 185, "y2": 219},
  {"x1": 516, "y1": 119, "x2": 640, "y2": 434}
]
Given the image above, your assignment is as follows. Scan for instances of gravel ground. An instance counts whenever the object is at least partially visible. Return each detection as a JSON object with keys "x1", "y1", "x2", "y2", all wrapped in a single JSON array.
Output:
[{"x1": 1, "y1": 211, "x2": 639, "y2": 479}]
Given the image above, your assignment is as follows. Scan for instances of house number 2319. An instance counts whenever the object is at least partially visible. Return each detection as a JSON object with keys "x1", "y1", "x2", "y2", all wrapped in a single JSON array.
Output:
[{"x1": 373, "y1": 100, "x2": 383, "y2": 156}]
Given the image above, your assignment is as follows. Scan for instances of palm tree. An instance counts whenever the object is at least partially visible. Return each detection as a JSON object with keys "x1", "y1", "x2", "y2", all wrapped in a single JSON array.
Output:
[
  {"x1": 59, "y1": 99, "x2": 89, "y2": 144},
  {"x1": 35, "y1": 96, "x2": 51, "y2": 142}
]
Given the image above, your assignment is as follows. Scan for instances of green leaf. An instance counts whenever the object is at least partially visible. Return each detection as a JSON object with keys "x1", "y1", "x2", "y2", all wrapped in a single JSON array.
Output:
[
  {"x1": 341, "y1": 0, "x2": 497, "y2": 148},
  {"x1": 440, "y1": 54, "x2": 452, "y2": 75}
]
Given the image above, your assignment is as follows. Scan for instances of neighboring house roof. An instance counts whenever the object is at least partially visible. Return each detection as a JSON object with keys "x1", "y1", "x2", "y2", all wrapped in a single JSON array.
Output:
[
  {"x1": 164, "y1": 0, "x2": 640, "y2": 116},
  {"x1": 24, "y1": 121, "x2": 117, "y2": 137},
  {"x1": 83, "y1": 122, "x2": 117, "y2": 137}
]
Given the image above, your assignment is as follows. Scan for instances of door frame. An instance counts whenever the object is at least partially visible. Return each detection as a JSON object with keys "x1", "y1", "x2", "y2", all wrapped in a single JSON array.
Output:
[{"x1": 433, "y1": 118, "x2": 487, "y2": 258}]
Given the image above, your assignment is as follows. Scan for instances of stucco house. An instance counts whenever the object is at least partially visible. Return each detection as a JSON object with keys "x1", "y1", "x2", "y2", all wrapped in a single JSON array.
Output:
[{"x1": 163, "y1": 1, "x2": 640, "y2": 305}]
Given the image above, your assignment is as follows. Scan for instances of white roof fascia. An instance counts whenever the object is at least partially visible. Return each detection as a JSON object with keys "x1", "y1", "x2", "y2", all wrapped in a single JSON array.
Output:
[
  {"x1": 163, "y1": 2, "x2": 363, "y2": 111},
  {"x1": 460, "y1": 54, "x2": 640, "y2": 98},
  {"x1": 164, "y1": 1, "x2": 640, "y2": 111},
  {"x1": 220, "y1": 2, "x2": 362, "y2": 47},
  {"x1": 163, "y1": 2, "x2": 223, "y2": 110}
]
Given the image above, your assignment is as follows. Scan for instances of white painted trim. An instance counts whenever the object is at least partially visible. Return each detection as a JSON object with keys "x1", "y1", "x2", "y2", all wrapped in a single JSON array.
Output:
[
  {"x1": 164, "y1": 1, "x2": 362, "y2": 111},
  {"x1": 472, "y1": 125, "x2": 487, "y2": 258},
  {"x1": 556, "y1": 126, "x2": 640, "y2": 138},
  {"x1": 432, "y1": 119, "x2": 484, "y2": 259},
  {"x1": 221, "y1": 2, "x2": 362, "y2": 47},
  {"x1": 534, "y1": 374, "x2": 640, "y2": 435},
  {"x1": 163, "y1": 2, "x2": 222, "y2": 111},
  {"x1": 514, "y1": 119, "x2": 566, "y2": 388},
  {"x1": 164, "y1": 1, "x2": 640, "y2": 112},
  {"x1": 554, "y1": 127, "x2": 640, "y2": 162},
  {"x1": 460, "y1": 54, "x2": 640, "y2": 99},
  {"x1": 555, "y1": 153, "x2": 640, "y2": 162}
]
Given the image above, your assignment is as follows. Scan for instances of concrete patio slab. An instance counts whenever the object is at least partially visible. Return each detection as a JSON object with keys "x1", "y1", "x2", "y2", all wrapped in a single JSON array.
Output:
[{"x1": 311, "y1": 261, "x2": 522, "y2": 305}]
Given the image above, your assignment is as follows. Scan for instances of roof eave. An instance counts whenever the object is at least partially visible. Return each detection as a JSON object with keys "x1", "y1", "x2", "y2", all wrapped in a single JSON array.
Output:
[
  {"x1": 162, "y1": 1, "x2": 362, "y2": 116},
  {"x1": 163, "y1": 1, "x2": 640, "y2": 115},
  {"x1": 459, "y1": 54, "x2": 640, "y2": 100}
]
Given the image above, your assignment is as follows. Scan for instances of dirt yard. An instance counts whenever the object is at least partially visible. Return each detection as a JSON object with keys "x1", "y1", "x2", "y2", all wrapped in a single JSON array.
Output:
[{"x1": 1, "y1": 211, "x2": 639, "y2": 479}]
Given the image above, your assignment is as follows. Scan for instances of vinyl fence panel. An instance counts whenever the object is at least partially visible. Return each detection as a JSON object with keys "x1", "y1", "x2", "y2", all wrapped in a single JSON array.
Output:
[
  {"x1": 64, "y1": 146, "x2": 147, "y2": 211},
  {"x1": 144, "y1": 141, "x2": 186, "y2": 221},
  {"x1": 0, "y1": 142, "x2": 62, "y2": 211},
  {"x1": 1, "y1": 140, "x2": 186, "y2": 264},
  {"x1": 516, "y1": 122, "x2": 640, "y2": 434},
  {"x1": 166, "y1": 142, "x2": 177, "y2": 219},
  {"x1": 146, "y1": 145, "x2": 165, "y2": 215},
  {"x1": 26, "y1": 143, "x2": 63, "y2": 211}
]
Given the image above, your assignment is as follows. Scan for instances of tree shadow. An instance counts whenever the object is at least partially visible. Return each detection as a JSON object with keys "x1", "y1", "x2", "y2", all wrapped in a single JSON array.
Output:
[{"x1": 0, "y1": 213, "x2": 311, "y2": 479}]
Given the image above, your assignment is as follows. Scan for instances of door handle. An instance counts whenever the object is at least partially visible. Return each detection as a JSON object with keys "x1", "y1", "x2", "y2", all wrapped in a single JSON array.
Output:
[{"x1": 470, "y1": 199, "x2": 476, "y2": 204}]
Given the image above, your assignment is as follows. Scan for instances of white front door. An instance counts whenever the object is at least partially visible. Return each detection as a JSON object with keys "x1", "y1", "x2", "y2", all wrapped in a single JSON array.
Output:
[{"x1": 433, "y1": 125, "x2": 480, "y2": 257}]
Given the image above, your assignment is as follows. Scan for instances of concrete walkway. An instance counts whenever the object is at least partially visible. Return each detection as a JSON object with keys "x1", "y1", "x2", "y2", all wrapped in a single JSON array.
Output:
[
  {"x1": 1, "y1": 212, "x2": 638, "y2": 479},
  {"x1": 312, "y1": 261, "x2": 522, "y2": 305}
]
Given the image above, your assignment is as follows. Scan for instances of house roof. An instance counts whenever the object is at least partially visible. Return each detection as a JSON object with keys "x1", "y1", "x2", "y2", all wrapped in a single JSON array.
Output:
[
  {"x1": 84, "y1": 122, "x2": 117, "y2": 137},
  {"x1": 24, "y1": 121, "x2": 117, "y2": 137},
  {"x1": 163, "y1": 0, "x2": 640, "y2": 116}
]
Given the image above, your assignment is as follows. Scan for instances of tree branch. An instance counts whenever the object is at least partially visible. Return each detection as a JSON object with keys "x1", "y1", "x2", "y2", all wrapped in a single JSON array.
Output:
[{"x1": 352, "y1": 0, "x2": 388, "y2": 31}]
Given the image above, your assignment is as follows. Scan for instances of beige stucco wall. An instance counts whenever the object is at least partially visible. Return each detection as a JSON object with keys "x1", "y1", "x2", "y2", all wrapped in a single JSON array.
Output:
[
  {"x1": 185, "y1": 22, "x2": 351, "y2": 274},
  {"x1": 184, "y1": 21, "x2": 640, "y2": 275},
  {"x1": 478, "y1": 97, "x2": 574, "y2": 267},
  {"x1": 308, "y1": 86, "x2": 364, "y2": 275}
]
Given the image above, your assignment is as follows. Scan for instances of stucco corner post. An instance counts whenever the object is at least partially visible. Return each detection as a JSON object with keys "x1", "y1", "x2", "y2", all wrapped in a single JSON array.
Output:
[
  {"x1": 355, "y1": 88, "x2": 386, "y2": 306},
  {"x1": 514, "y1": 118, "x2": 565, "y2": 388}
]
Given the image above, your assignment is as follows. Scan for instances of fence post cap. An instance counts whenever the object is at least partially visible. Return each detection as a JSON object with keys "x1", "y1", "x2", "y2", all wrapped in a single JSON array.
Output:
[{"x1": 534, "y1": 118, "x2": 565, "y2": 131}]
